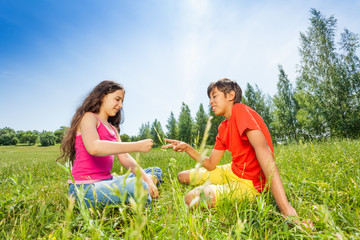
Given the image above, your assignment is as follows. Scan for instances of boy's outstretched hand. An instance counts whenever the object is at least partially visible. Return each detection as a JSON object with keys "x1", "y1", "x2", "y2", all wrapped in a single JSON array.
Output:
[{"x1": 162, "y1": 139, "x2": 189, "y2": 152}]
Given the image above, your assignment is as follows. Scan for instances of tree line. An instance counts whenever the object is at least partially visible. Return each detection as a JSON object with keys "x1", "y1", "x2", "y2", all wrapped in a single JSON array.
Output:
[
  {"x1": 0, "y1": 127, "x2": 67, "y2": 146},
  {"x1": 120, "y1": 102, "x2": 225, "y2": 147},
  {"x1": 272, "y1": 9, "x2": 360, "y2": 142},
  {"x1": 1, "y1": 9, "x2": 358, "y2": 147},
  {"x1": 128, "y1": 9, "x2": 360, "y2": 145}
]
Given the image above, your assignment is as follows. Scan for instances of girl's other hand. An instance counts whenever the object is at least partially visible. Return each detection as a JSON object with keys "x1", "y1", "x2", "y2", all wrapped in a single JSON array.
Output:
[
  {"x1": 144, "y1": 175, "x2": 159, "y2": 198},
  {"x1": 137, "y1": 139, "x2": 153, "y2": 152},
  {"x1": 162, "y1": 139, "x2": 189, "y2": 152}
]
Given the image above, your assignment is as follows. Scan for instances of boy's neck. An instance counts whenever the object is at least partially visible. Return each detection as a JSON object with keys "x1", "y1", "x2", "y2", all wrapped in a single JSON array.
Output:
[{"x1": 224, "y1": 102, "x2": 235, "y2": 120}]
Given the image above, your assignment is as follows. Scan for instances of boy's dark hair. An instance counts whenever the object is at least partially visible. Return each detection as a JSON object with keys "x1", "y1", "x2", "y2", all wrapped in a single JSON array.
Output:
[{"x1": 207, "y1": 78, "x2": 242, "y2": 103}]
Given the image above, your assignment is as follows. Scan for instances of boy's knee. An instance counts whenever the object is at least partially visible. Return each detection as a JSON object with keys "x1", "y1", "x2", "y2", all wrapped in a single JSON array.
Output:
[
  {"x1": 178, "y1": 171, "x2": 190, "y2": 184},
  {"x1": 184, "y1": 191, "x2": 195, "y2": 206}
]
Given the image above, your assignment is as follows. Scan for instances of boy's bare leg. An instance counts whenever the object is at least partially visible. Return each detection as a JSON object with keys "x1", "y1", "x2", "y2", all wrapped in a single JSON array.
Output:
[
  {"x1": 178, "y1": 170, "x2": 190, "y2": 184},
  {"x1": 184, "y1": 186, "x2": 216, "y2": 208}
]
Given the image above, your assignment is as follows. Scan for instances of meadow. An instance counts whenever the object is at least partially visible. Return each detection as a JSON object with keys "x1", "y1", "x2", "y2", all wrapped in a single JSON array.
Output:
[{"x1": 0, "y1": 139, "x2": 359, "y2": 239}]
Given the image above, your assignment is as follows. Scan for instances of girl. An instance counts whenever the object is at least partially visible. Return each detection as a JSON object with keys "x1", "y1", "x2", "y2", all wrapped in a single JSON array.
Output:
[{"x1": 59, "y1": 80, "x2": 162, "y2": 207}]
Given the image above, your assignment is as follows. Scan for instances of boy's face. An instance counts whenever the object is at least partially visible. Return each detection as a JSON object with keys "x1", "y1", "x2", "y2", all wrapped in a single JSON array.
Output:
[{"x1": 209, "y1": 87, "x2": 234, "y2": 117}]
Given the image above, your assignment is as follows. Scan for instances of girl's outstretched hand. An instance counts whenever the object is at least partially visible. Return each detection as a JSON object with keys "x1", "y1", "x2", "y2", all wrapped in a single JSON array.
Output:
[
  {"x1": 137, "y1": 139, "x2": 153, "y2": 152},
  {"x1": 162, "y1": 139, "x2": 189, "y2": 152}
]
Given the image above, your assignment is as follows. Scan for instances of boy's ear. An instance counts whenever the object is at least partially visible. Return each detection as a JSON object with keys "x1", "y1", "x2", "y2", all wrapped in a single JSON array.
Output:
[{"x1": 227, "y1": 90, "x2": 236, "y2": 102}]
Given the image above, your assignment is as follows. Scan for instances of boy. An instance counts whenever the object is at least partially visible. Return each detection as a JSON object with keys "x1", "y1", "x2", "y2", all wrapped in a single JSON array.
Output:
[{"x1": 163, "y1": 78, "x2": 299, "y2": 218}]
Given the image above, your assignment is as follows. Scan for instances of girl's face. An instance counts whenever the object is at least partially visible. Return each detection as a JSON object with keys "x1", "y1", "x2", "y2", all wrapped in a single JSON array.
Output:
[{"x1": 100, "y1": 89, "x2": 125, "y2": 117}]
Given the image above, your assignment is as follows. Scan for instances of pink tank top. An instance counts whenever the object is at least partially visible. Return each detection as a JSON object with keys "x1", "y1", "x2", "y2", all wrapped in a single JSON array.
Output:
[{"x1": 70, "y1": 114, "x2": 117, "y2": 184}]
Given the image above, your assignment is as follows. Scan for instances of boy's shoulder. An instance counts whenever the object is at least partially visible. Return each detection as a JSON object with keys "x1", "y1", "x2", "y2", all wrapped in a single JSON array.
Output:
[
  {"x1": 231, "y1": 103, "x2": 261, "y2": 123},
  {"x1": 231, "y1": 103, "x2": 252, "y2": 114}
]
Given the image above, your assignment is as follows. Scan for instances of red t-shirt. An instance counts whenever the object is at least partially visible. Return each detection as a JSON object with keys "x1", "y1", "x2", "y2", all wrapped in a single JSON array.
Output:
[{"x1": 214, "y1": 103, "x2": 274, "y2": 192}]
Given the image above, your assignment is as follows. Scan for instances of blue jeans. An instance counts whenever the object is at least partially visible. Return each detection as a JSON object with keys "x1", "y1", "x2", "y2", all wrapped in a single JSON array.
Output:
[{"x1": 68, "y1": 167, "x2": 163, "y2": 208}]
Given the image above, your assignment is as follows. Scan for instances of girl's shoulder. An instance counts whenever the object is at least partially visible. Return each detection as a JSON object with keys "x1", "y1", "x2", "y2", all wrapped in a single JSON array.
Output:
[
  {"x1": 76, "y1": 112, "x2": 99, "y2": 133},
  {"x1": 81, "y1": 112, "x2": 100, "y2": 125}
]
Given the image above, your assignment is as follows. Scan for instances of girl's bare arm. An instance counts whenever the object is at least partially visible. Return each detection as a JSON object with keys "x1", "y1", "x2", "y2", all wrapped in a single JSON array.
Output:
[{"x1": 80, "y1": 113, "x2": 153, "y2": 156}]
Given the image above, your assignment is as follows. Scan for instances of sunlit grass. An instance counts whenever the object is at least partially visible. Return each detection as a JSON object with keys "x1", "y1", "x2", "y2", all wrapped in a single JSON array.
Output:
[{"x1": 0, "y1": 139, "x2": 359, "y2": 239}]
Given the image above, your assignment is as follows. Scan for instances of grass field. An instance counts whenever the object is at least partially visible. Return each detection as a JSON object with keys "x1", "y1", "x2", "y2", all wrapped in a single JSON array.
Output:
[{"x1": 0, "y1": 139, "x2": 359, "y2": 239}]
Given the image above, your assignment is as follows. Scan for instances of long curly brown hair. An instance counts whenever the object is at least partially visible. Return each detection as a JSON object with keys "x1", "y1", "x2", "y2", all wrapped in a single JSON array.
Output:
[{"x1": 58, "y1": 80, "x2": 125, "y2": 164}]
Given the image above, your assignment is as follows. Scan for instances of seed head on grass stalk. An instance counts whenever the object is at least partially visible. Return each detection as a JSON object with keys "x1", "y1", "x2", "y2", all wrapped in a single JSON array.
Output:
[
  {"x1": 154, "y1": 127, "x2": 167, "y2": 151},
  {"x1": 62, "y1": 194, "x2": 75, "y2": 240},
  {"x1": 56, "y1": 161, "x2": 104, "y2": 238},
  {"x1": 193, "y1": 130, "x2": 200, "y2": 149},
  {"x1": 234, "y1": 203, "x2": 246, "y2": 239},
  {"x1": 190, "y1": 116, "x2": 212, "y2": 187},
  {"x1": 127, "y1": 165, "x2": 149, "y2": 239},
  {"x1": 189, "y1": 117, "x2": 214, "y2": 207}
]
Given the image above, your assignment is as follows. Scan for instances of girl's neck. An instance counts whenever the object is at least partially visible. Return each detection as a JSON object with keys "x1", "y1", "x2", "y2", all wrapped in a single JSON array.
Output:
[{"x1": 96, "y1": 111, "x2": 109, "y2": 123}]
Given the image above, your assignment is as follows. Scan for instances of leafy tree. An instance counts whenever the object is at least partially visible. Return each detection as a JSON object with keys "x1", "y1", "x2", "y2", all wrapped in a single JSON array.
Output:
[
  {"x1": 120, "y1": 133, "x2": 131, "y2": 142},
  {"x1": 336, "y1": 28, "x2": 360, "y2": 137},
  {"x1": 243, "y1": 83, "x2": 274, "y2": 135},
  {"x1": 32, "y1": 130, "x2": 40, "y2": 135},
  {"x1": 54, "y1": 126, "x2": 67, "y2": 144},
  {"x1": 178, "y1": 102, "x2": 193, "y2": 143},
  {"x1": 138, "y1": 122, "x2": 152, "y2": 140},
  {"x1": 273, "y1": 65, "x2": 299, "y2": 143},
  {"x1": 0, "y1": 127, "x2": 16, "y2": 136},
  {"x1": 18, "y1": 130, "x2": 39, "y2": 145},
  {"x1": 130, "y1": 135, "x2": 140, "y2": 142},
  {"x1": 193, "y1": 103, "x2": 208, "y2": 146},
  {"x1": 16, "y1": 130, "x2": 27, "y2": 143},
  {"x1": 207, "y1": 104, "x2": 225, "y2": 145},
  {"x1": 0, "y1": 133, "x2": 18, "y2": 145},
  {"x1": 40, "y1": 131, "x2": 56, "y2": 146},
  {"x1": 295, "y1": 9, "x2": 360, "y2": 139},
  {"x1": 166, "y1": 112, "x2": 178, "y2": 139},
  {"x1": 0, "y1": 127, "x2": 17, "y2": 145},
  {"x1": 26, "y1": 131, "x2": 39, "y2": 145},
  {"x1": 150, "y1": 119, "x2": 165, "y2": 146}
]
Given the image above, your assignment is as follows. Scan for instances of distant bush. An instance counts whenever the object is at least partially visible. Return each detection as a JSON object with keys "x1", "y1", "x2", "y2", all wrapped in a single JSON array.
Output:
[
  {"x1": 54, "y1": 126, "x2": 67, "y2": 143},
  {"x1": 15, "y1": 130, "x2": 39, "y2": 145},
  {"x1": 40, "y1": 131, "x2": 56, "y2": 146},
  {"x1": 0, "y1": 133, "x2": 18, "y2": 145},
  {"x1": 26, "y1": 131, "x2": 39, "y2": 145},
  {"x1": 0, "y1": 127, "x2": 16, "y2": 136},
  {"x1": 0, "y1": 127, "x2": 18, "y2": 145},
  {"x1": 120, "y1": 133, "x2": 130, "y2": 142}
]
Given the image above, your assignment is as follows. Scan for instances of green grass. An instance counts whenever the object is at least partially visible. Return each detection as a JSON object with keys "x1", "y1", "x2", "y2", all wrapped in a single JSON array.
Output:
[{"x1": 0, "y1": 139, "x2": 359, "y2": 239}]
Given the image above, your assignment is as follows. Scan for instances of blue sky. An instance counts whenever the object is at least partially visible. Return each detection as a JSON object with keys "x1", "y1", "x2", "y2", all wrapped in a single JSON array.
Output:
[{"x1": 1, "y1": 0, "x2": 359, "y2": 136}]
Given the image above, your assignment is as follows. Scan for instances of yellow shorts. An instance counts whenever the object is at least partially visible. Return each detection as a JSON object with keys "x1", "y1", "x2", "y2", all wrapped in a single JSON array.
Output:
[{"x1": 189, "y1": 163, "x2": 260, "y2": 201}]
